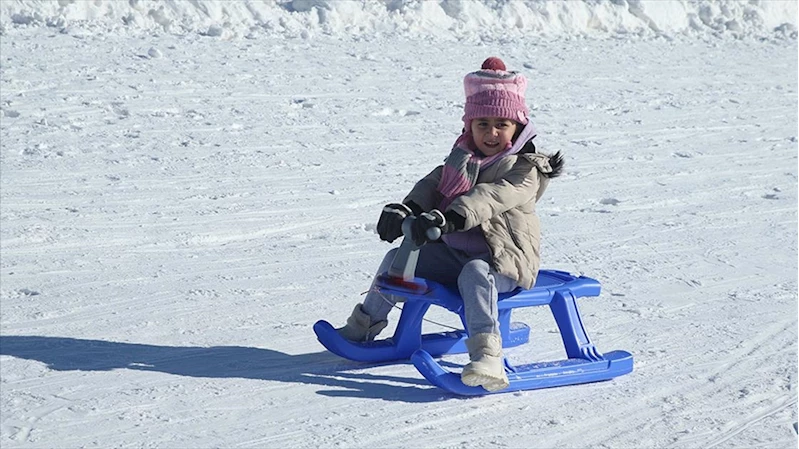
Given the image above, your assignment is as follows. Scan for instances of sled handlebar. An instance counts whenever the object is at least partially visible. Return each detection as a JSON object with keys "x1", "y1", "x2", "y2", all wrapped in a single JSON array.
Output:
[{"x1": 387, "y1": 211, "x2": 445, "y2": 281}]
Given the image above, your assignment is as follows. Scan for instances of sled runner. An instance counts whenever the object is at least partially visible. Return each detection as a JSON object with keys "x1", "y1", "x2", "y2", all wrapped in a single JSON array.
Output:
[{"x1": 314, "y1": 218, "x2": 633, "y2": 395}]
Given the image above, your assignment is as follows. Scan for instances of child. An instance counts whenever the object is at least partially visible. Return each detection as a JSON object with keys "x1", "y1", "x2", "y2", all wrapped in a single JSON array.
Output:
[{"x1": 337, "y1": 57, "x2": 563, "y2": 391}]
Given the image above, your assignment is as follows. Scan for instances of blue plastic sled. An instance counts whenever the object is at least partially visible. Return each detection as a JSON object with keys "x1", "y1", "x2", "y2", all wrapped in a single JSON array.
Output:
[
  {"x1": 314, "y1": 220, "x2": 633, "y2": 395},
  {"x1": 314, "y1": 269, "x2": 633, "y2": 395}
]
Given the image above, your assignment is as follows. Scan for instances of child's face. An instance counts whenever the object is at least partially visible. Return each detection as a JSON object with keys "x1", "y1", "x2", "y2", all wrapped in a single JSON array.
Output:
[{"x1": 470, "y1": 118, "x2": 518, "y2": 156}]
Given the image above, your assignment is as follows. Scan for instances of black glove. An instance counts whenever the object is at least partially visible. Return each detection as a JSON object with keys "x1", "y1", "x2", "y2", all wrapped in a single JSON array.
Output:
[
  {"x1": 442, "y1": 210, "x2": 465, "y2": 234},
  {"x1": 410, "y1": 210, "x2": 446, "y2": 246},
  {"x1": 376, "y1": 203, "x2": 413, "y2": 242}
]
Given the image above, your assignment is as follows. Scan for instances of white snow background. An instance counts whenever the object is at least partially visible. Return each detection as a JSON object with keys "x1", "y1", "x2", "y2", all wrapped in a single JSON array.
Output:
[{"x1": 1, "y1": 1, "x2": 797, "y2": 448}]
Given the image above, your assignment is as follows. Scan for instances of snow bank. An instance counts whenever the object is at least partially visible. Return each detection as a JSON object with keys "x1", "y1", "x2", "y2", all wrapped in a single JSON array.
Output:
[{"x1": 1, "y1": 0, "x2": 796, "y2": 41}]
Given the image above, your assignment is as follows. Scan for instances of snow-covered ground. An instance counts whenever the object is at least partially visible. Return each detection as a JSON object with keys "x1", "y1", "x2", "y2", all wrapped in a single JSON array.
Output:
[
  {"x1": 1, "y1": 0, "x2": 797, "y2": 41},
  {"x1": 1, "y1": 1, "x2": 797, "y2": 448}
]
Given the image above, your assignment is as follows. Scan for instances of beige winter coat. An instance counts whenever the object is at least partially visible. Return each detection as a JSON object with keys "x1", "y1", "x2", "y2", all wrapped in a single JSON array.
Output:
[{"x1": 404, "y1": 152, "x2": 557, "y2": 289}]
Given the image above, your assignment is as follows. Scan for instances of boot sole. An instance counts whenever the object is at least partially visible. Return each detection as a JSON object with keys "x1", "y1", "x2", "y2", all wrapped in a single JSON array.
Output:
[{"x1": 461, "y1": 372, "x2": 509, "y2": 392}]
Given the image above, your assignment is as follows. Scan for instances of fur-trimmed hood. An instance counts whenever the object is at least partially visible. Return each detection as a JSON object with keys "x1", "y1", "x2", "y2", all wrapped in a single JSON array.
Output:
[
  {"x1": 525, "y1": 151, "x2": 564, "y2": 178},
  {"x1": 516, "y1": 134, "x2": 564, "y2": 179}
]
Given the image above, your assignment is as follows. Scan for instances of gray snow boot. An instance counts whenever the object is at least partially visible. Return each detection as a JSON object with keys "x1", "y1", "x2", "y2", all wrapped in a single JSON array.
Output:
[
  {"x1": 461, "y1": 333, "x2": 510, "y2": 392},
  {"x1": 336, "y1": 303, "x2": 388, "y2": 342}
]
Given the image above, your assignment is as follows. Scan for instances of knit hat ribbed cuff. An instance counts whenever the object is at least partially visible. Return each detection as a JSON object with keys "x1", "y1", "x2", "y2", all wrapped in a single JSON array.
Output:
[
  {"x1": 462, "y1": 57, "x2": 529, "y2": 125},
  {"x1": 463, "y1": 90, "x2": 528, "y2": 124}
]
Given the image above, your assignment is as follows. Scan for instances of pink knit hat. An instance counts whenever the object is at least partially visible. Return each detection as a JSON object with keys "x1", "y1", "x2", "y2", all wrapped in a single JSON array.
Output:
[{"x1": 462, "y1": 57, "x2": 529, "y2": 126}]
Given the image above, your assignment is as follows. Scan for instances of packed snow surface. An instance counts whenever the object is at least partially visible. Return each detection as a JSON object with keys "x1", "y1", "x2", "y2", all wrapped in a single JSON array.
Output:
[{"x1": 1, "y1": 1, "x2": 798, "y2": 448}]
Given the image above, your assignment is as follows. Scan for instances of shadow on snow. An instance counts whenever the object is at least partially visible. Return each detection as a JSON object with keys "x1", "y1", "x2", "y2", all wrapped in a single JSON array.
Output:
[{"x1": 0, "y1": 335, "x2": 456, "y2": 403}]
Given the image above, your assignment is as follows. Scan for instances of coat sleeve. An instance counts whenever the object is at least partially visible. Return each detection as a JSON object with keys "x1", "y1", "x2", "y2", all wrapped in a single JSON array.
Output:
[
  {"x1": 403, "y1": 165, "x2": 445, "y2": 212},
  {"x1": 446, "y1": 158, "x2": 539, "y2": 230}
]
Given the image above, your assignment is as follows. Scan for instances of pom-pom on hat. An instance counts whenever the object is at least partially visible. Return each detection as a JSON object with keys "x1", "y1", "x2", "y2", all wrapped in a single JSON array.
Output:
[
  {"x1": 480, "y1": 57, "x2": 506, "y2": 71},
  {"x1": 462, "y1": 57, "x2": 529, "y2": 125}
]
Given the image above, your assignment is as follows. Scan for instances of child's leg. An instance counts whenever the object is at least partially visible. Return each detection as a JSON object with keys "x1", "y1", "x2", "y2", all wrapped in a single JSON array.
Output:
[
  {"x1": 414, "y1": 242, "x2": 472, "y2": 285},
  {"x1": 360, "y1": 248, "x2": 401, "y2": 321},
  {"x1": 457, "y1": 259, "x2": 517, "y2": 336},
  {"x1": 336, "y1": 249, "x2": 399, "y2": 342},
  {"x1": 362, "y1": 242, "x2": 468, "y2": 321},
  {"x1": 339, "y1": 243, "x2": 472, "y2": 342},
  {"x1": 458, "y1": 259, "x2": 517, "y2": 391}
]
